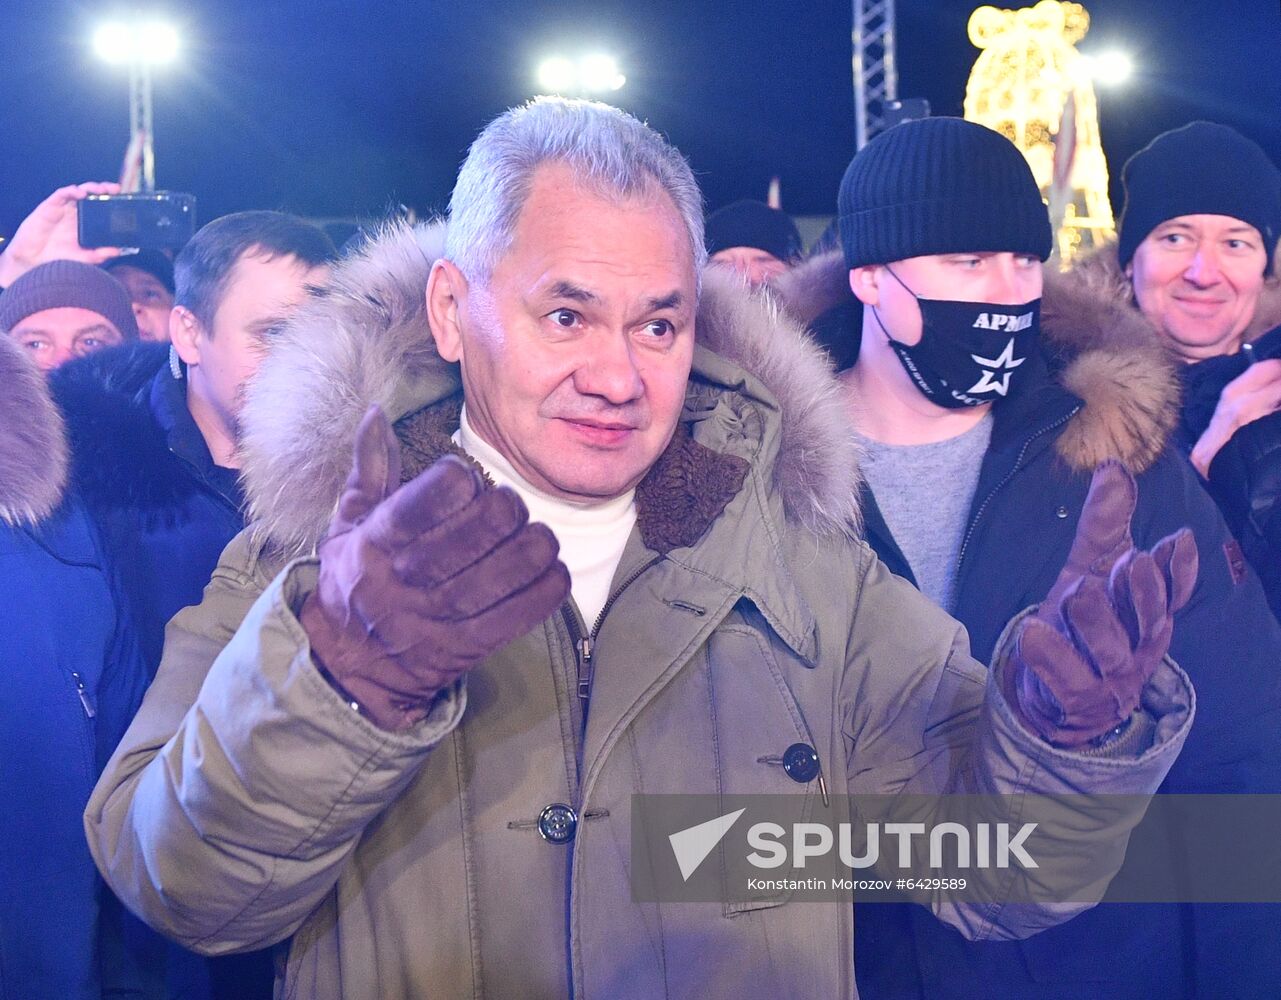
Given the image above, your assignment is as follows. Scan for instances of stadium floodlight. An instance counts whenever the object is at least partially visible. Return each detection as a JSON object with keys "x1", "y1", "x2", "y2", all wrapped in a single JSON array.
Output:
[
  {"x1": 578, "y1": 54, "x2": 625, "y2": 92},
  {"x1": 93, "y1": 20, "x2": 180, "y2": 65},
  {"x1": 92, "y1": 23, "x2": 134, "y2": 65},
  {"x1": 536, "y1": 52, "x2": 625, "y2": 94},
  {"x1": 1084, "y1": 50, "x2": 1133, "y2": 87},
  {"x1": 537, "y1": 56, "x2": 578, "y2": 93}
]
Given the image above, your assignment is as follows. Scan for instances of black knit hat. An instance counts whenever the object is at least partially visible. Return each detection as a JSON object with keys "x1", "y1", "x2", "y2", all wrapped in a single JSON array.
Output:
[
  {"x1": 0, "y1": 260, "x2": 139, "y2": 339},
  {"x1": 1117, "y1": 121, "x2": 1281, "y2": 273},
  {"x1": 838, "y1": 117, "x2": 1051, "y2": 269},
  {"x1": 705, "y1": 200, "x2": 803, "y2": 262},
  {"x1": 103, "y1": 248, "x2": 175, "y2": 293}
]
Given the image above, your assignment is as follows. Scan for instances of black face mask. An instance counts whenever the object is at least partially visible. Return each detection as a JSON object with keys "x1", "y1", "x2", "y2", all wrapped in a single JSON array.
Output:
[{"x1": 872, "y1": 266, "x2": 1041, "y2": 409}]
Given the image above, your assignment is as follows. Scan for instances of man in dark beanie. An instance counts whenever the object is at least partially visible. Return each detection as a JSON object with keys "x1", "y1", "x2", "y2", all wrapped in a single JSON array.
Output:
[
  {"x1": 705, "y1": 198, "x2": 802, "y2": 285},
  {"x1": 104, "y1": 248, "x2": 176, "y2": 343},
  {"x1": 0, "y1": 259, "x2": 138, "y2": 372},
  {"x1": 808, "y1": 116, "x2": 1281, "y2": 1000},
  {"x1": 1067, "y1": 122, "x2": 1281, "y2": 618}
]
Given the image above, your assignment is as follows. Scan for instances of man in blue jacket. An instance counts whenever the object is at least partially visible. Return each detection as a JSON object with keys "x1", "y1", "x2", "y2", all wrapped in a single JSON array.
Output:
[
  {"x1": 816, "y1": 117, "x2": 1281, "y2": 1000},
  {"x1": 0, "y1": 328, "x2": 149, "y2": 998}
]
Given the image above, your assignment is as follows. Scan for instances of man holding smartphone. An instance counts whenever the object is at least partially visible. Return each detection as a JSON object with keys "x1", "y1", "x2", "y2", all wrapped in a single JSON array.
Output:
[
  {"x1": 104, "y1": 250, "x2": 176, "y2": 343},
  {"x1": 0, "y1": 183, "x2": 127, "y2": 285}
]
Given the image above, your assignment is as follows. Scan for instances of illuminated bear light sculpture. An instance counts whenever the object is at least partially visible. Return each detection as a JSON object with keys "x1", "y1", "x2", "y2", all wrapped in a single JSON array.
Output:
[{"x1": 963, "y1": 0, "x2": 1116, "y2": 262}]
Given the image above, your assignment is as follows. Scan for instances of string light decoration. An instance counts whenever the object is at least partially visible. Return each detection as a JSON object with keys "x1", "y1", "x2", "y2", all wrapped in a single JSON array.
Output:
[{"x1": 963, "y1": 0, "x2": 1117, "y2": 263}]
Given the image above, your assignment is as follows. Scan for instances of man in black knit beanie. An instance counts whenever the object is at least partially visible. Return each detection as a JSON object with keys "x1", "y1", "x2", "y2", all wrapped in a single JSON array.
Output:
[{"x1": 828, "y1": 116, "x2": 1281, "y2": 1000}]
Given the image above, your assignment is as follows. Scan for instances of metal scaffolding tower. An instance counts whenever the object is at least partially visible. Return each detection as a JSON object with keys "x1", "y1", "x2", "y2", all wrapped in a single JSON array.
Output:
[
  {"x1": 852, "y1": 0, "x2": 899, "y2": 150},
  {"x1": 128, "y1": 61, "x2": 156, "y2": 191}
]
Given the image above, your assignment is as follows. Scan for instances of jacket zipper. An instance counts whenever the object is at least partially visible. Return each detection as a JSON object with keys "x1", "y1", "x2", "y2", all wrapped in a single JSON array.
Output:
[
  {"x1": 559, "y1": 555, "x2": 659, "y2": 1000},
  {"x1": 955, "y1": 407, "x2": 1080, "y2": 574},
  {"x1": 564, "y1": 556, "x2": 662, "y2": 715},
  {"x1": 170, "y1": 446, "x2": 241, "y2": 513},
  {"x1": 71, "y1": 672, "x2": 97, "y2": 719}
]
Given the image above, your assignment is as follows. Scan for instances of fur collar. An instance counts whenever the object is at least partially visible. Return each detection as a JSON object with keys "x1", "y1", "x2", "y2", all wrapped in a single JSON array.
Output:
[
  {"x1": 50, "y1": 344, "x2": 218, "y2": 521},
  {"x1": 775, "y1": 249, "x2": 1180, "y2": 474},
  {"x1": 381, "y1": 395, "x2": 750, "y2": 556},
  {"x1": 0, "y1": 335, "x2": 68, "y2": 526},
  {"x1": 771, "y1": 248, "x2": 855, "y2": 329},
  {"x1": 239, "y1": 222, "x2": 863, "y2": 557},
  {"x1": 1039, "y1": 260, "x2": 1181, "y2": 473},
  {"x1": 1070, "y1": 241, "x2": 1281, "y2": 343}
]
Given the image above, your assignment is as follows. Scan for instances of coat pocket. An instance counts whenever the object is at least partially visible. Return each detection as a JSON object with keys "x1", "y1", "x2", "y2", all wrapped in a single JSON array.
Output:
[{"x1": 705, "y1": 609, "x2": 825, "y2": 916}]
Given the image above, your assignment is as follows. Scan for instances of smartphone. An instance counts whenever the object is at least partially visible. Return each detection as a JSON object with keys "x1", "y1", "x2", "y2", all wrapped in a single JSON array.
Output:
[{"x1": 78, "y1": 192, "x2": 196, "y2": 250}]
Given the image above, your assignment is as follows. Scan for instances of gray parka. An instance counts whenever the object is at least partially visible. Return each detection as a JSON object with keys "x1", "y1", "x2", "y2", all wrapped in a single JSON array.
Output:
[{"x1": 86, "y1": 224, "x2": 1194, "y2": 1000}]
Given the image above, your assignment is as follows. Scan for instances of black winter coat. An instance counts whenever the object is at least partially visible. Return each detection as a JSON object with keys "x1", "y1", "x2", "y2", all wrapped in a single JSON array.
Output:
[
  {"x1": 52, "y1": 344, "x2": 245, "y2": 673},
  {"x1": 854, "y1": 353, "x2": 1281, "y2": 1000},
  {"x1": 1180, "y1": 324, "x2": 1281, "y2": 620}
]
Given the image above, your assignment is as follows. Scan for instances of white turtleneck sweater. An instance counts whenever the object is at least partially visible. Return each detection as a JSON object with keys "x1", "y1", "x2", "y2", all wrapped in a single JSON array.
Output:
[{"x1": 453, "y1": 407, "x2": 637, "y2": 628}]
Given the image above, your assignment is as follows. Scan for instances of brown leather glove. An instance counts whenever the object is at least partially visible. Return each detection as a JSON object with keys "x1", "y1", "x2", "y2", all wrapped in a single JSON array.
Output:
[
  {"x1": 1003, "y1": 461, "x2": 1199, "y2": 749},
  {"x1": 299, "y1": 405, "x2": 571, "y2": 731}
]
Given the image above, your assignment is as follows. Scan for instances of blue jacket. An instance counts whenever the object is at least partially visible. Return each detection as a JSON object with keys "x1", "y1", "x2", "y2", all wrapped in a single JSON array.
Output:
[
  {"x1": 52, "y1": 346, "x2": 261, "y2": 1000},
  {"x1": 853, "y1": 316, "x2": 1281, "y2": 998},
  {"x1": 0, "y1": 339, "x2": 148, "y2": 999}
]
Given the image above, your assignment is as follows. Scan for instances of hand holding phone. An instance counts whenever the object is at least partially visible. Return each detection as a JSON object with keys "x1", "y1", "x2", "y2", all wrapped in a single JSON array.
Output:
[
  {"x1": 77, "y1": 192, "x2": 196, "y2": 251},
  {"x1": 0, "y1": 182, "x2": 125, "y2": 287}
]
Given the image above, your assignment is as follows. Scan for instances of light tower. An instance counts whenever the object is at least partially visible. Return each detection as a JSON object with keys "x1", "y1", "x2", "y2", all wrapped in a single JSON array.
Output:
[
  {"x1": 93, "y1": 20, "x2": 180, "y2": 192},
  {"x1": 852, "y1": 0, "x2": 899, "y2": 150}
]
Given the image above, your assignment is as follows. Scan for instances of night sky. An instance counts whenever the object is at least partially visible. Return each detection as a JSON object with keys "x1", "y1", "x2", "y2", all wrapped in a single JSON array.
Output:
[{"x1": 3, "y1": 0, "x2": 1278, "y2": 236}]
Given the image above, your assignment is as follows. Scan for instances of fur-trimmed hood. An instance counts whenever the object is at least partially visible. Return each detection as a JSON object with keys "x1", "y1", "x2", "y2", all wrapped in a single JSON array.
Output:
[
  {"x1": 1070, "y1": 240, "x2": 1281, "y2": 344},
  {"x1": 777, "y1": 248, "x2": 1183, "y2": 475},
  {"x1": 0, "y1": 334, "x2": 68, "y2": 526},
  {"x1": 239, "y1": 222, "x2": 863, "y2": 557},
  {"x1": 49, "y1": 344, "x2": 195, "y2": 519}
]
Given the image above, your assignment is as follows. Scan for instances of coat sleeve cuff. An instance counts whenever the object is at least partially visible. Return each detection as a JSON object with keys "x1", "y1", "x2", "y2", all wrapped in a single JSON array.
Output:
[
  {"x1": 272, "y1": 556, "x2": 468, "y2": 756},
  {"x1": 985, "y1": 607, "x2": 1196, "y2": 789}
]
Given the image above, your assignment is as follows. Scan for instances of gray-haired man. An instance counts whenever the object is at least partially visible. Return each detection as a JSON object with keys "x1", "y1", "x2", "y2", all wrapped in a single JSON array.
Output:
[{"x1": 90, "y1": 98, "x2": 1195, "y2": 999}]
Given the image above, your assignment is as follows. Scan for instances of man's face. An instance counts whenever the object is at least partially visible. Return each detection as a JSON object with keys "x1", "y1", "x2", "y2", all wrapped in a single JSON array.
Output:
[
  {"x1": 9, "y1": 307, "x2": 125, "y2": 372},
  {"x1": 110, "y1": 264, "x2": 174, "y2": 342},
  {"x1": 858, "y1": 251, "x2": 1044, "y2": 346},
  {"x1": 1128, "y1": 214, "x2": 1269, "y2": 361},
  {"x1": 432, "y1": 161, "x2": 698, "y2": 502},
  {"x1": 177, "y1": 250, "x2": 327, "y2": 439},
  {"x1": 710, "y1": 246, "x2": 789, "y2": 286}
]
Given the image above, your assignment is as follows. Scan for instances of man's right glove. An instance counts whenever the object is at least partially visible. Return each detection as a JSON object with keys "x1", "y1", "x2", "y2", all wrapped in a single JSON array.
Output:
[
  {"x1": 1002, "y1": 461, "x2": 1199, "y2": 749},
  {"x1": 299, "y1": 405, "x2": 571, "y2": 731}
]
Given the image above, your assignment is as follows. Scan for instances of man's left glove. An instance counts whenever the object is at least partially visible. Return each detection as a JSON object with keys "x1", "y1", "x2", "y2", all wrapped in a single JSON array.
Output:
[{"x1": 1003, "y1": 460, "x2": 1199, "y2": 749}]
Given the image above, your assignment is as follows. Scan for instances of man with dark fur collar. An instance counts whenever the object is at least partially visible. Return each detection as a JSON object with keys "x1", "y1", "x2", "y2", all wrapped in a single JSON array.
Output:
[
  {"x1": 1067, "y1": 122, "x2": 1281, "y2": 619},
  {"x1": 820, "y1": 118, "x2": 1281, "y2": 1000},
  {"x1": 91, "y1": 100, "x2": 1198, "y2": 999}
]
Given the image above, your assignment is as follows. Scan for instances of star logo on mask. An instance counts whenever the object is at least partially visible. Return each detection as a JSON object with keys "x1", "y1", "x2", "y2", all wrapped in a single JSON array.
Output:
[{"x1": 967, "y1": 338, "x2": 1025, "y2": 396}]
